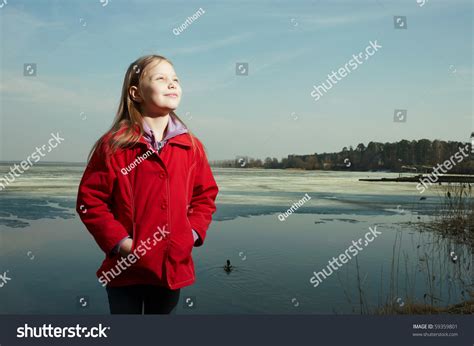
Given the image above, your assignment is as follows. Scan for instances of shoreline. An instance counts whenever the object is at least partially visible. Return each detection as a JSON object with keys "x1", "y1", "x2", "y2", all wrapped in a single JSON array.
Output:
[{"x1": 359, "y1": 175, "x2": 474, "y2": 183}]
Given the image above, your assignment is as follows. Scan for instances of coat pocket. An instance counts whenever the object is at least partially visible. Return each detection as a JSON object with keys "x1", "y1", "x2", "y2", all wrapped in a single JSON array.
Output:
[
  {"x1": 129, "y1": 222, "x2": 167, "y2": 269},
  {"x1": 132, "y1": 221, "x2": 168, "y2": 251},
  {"x1": 171, "y1": 217, "x2": 195, "y2": 262},
  {"x1": 185, "y1": 216, "x2": 195, "y2": 247}
]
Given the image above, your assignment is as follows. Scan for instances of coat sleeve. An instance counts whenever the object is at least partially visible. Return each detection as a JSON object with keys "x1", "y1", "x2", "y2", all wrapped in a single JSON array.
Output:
[
  {"x1": 76, "y1": 141, "x2": 130, "y2": 256},
  {"x1": 187, "y1": 141, "x2": 219, "y2": 247}
]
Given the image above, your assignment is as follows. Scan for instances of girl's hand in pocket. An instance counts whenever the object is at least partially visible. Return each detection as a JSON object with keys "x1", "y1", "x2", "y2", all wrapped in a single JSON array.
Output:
[{"x1": 119, "y1": 238, "x2": 133, "y2": 257}]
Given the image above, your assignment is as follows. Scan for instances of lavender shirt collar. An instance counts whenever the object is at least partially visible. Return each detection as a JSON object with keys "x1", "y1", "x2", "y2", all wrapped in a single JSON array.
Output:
[{"x1": 142, "y1": 114, "x2": 188, "y2": 151}]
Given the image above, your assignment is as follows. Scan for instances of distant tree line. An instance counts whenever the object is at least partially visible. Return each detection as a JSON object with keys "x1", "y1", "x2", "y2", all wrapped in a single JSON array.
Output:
[{"x1": 209, "y1": 139, "x2": 474, "y2": 174}]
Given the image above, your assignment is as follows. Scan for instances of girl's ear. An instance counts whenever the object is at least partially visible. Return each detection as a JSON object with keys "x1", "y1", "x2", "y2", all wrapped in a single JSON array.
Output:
[{"x1": 129, "y1": 86, "x2": 142, "y2": 102}]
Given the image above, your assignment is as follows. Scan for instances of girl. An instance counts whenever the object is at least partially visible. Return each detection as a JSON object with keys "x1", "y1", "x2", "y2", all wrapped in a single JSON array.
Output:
[{"x1": 76, "y1": 55, "x2": 219, "y2": 314}]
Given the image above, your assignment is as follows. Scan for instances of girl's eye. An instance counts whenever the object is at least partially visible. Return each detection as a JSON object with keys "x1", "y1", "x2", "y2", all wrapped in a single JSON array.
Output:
[{"x1": 154, "y1": 76, "x2": 179, "y2": 83}]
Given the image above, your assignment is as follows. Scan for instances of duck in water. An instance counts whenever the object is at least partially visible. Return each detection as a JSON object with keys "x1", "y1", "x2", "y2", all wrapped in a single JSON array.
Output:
[{"x1": 224, "y1": 259, "x2": 233, "y2": 273}]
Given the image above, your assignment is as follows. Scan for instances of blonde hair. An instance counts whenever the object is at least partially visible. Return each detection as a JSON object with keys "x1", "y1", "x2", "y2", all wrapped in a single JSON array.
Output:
[{"x1": 88, "y1": 54, "x2": 200, "y2": 162}]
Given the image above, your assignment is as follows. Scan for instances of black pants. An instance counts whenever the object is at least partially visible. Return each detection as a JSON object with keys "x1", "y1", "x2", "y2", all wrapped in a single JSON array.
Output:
[{"x1": 106, "y1": 284, "x2": 181, "y2": 314}]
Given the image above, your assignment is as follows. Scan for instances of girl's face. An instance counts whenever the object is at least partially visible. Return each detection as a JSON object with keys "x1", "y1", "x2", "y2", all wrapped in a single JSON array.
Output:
[{"x1": 131, "y1": 60, "x2": 182, "y2": 116}]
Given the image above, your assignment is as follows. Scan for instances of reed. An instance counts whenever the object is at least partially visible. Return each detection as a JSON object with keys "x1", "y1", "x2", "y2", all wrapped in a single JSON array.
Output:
[{"x1": 337, "y1": 229, "x2": 473, "y2": 314}]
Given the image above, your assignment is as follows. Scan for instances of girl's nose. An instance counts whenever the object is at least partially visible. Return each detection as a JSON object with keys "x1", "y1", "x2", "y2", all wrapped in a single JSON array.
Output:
[{"x1": 168, "y1": 79, "x2": 177, "y2": 88}]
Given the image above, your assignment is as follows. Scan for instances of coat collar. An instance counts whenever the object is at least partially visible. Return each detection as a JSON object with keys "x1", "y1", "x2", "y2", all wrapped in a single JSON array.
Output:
[{"x1": 134, "y1": 113, "x2": 192, "y2": 149}]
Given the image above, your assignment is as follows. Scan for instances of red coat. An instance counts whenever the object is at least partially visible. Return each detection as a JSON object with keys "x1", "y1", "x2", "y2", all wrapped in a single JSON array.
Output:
[{"x1": 76, "y1": 127, "x2": 219, "y2": 289}]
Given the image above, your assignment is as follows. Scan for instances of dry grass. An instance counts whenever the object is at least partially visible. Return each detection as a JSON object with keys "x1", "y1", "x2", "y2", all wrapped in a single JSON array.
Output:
[
  {"x1": 336, "y1": 182, "x2": 473, "y2": 315},
  {"x1": 377, "y1": 297, "x2": 474, "y2": 314},
  {"x1": 426, "y1": 183, "x2": 474, "y2": 246}
]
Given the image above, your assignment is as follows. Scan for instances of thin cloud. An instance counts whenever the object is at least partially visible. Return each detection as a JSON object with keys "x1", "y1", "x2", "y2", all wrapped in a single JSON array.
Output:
[
  {"x1": 171, "y1": 32, "x2": 254, "y2": 55},
  {"x1": 0, "y1": 74, "x2": 117, "y2": 114},
  {"x1": 184, "y1": 47, "x2": 312, "y2": 93}
]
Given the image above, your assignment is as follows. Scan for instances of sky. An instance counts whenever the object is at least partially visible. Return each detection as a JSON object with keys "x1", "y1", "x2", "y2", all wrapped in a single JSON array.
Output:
[{"x1": 0, "y1": 0, "x2": 472, "y2": 163}]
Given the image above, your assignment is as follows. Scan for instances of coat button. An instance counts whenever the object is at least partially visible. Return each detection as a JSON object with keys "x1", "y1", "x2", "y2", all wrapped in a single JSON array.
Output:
[
  {"x1": 159, "y1": 172, "x2": 166, "y2": 179},
  {"x1": 161, "y1": 203, "x2": 167, "y2": 210}
]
